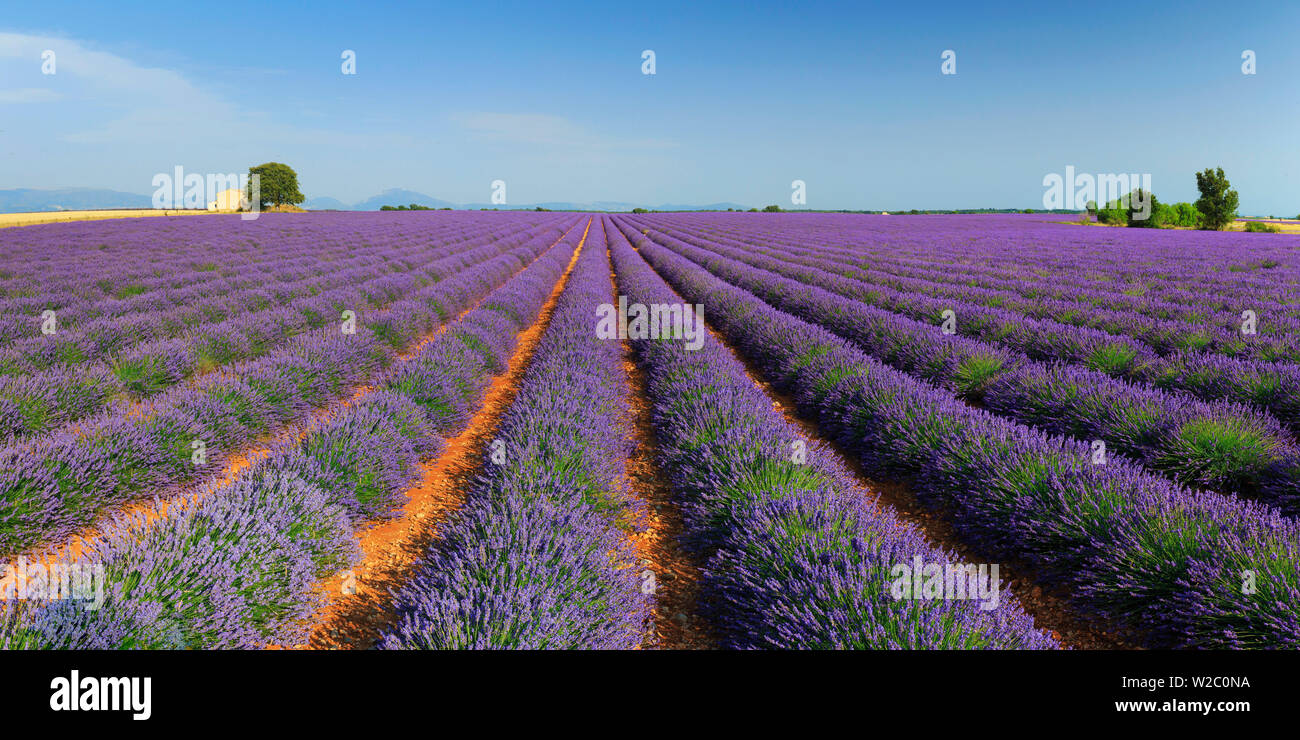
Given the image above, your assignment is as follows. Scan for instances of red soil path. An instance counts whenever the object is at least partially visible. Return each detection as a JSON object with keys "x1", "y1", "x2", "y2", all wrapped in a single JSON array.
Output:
[
  {"x1": 291, "y1": 218, "x2": 591, "y2": 650},
  {"x1": 14, "y1": 222, "x2": 585, "y2": 576},
  {"x1": 626, "y1": 238, "x2": 1127, "y2": 649},
  {"x1": 604, "y1": 252, "x2": 715, "y2": 649},
  {"x1": 700, "y1": 320, "x2": 1130, "y2": 649}
]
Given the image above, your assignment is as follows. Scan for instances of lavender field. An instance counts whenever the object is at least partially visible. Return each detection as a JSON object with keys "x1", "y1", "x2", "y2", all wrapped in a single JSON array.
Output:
[{"x1": 3, "y1": 210, "x2": 1300, "y2": 650}]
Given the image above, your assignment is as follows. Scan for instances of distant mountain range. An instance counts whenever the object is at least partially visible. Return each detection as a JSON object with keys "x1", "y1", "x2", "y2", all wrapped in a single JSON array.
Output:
[
  {"x1": 305, "y1": 188, "x2": 750, "y2": 212},
  {"x1": 344, "y1": 189, "x2": 459, "y2": 211},
  {"x1": 0, "y1": 188, "x2": 153, "y2": 213},
  {"x1": 0, "y1": 187, "x2": 751, "y2": 214}
]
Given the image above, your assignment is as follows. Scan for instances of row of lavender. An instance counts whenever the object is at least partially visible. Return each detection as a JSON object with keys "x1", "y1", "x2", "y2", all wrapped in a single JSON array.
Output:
[
  {"x1": 804, "y1": 245, "x2": 1300, "y2": 347},
  {"x1": 643, "y1": 218, "x2": 1300, "y2": 428},
  {"x1": 0, "y1": 218, "x2": 584, "y2": 648},
  {"x1": 380, "y1": 217, "x2": 653, "y2": 648},
  {"x1": 626, "y1": 221, "x2": 1300, "y2": 513},
  {"x1": 640, "y1": 218, "x2": 1300, "y2": 433},
  {"x1": 0, "y1": 213, "x2": 534, "y2": 322},
  {"x1": 607, "y1": 220, "x2": 1054, "y2": 648},
  {"x1": 0, "y1": 218, "x2": 579, "y2": 557},
  {"x1": 614, "y1": 217, "x2": 1300, "y2": 649},
  {"x1": 811, "y1": 231, "x2": 1300, "y2": 438},
  {"x1": 0, "y1": 214, "x2": 537, "y2": 344},
  {"x1": 0, "y1": 218, "x2": 538, "y2": 371},
  {"x1": 668, "y1": 219, "x2": 1300, "y2": 424},
  {"x1": 0, "y1": 217, "x2": 556, "y2": 443},
  {"x1": 742, "y1": 228, "x2": 1300, "y2": 362},
  {"x1": 0, "y1": 222, "x2": 558, "y2": 446},
  {"x1": 378, "y1": 217, "x2": 1054, "y2": 649},
  {"x1": 671, "y1": 213, "x2": 1300, "y2": 318},
  {"x1": 674, "y1": 215, "x2": 1300, "y2": 344}
]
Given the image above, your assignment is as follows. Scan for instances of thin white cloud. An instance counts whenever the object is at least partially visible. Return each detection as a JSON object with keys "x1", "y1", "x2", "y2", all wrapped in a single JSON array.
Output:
[
  {"x1": 0, "y1": 31, "x2": 396, "y2": 148},
  {"x1": 0, "y1": 31, "x2": 201, "y2": 97},
  {"x1": 0, "y1": 87, "x2": 61, "y2": 103},
  {"x1": 0, "y1": 32, "x2": 676, "y2": 202}
]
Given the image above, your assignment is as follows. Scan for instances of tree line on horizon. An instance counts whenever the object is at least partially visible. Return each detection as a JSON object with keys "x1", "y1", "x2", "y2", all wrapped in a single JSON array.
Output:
[
  {"x1": 1086, "y1": 167, "x2": 1283, "y2": 232},
  {"x1": 240, "y1": 162, "x2": 1292, "y2": 225}
]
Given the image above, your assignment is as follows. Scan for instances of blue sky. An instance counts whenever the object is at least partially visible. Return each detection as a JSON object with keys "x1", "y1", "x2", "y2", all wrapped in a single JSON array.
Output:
[{"x1": 1, "y1": 0, "x2": 1297, "y2": 212}]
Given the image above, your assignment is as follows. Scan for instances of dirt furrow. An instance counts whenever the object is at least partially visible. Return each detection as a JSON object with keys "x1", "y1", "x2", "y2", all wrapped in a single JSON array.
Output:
[
  {"x1": 295, "y1": 218, "x2": 591, "y2": 650},
  {"x1": 701, "y1": 318, "x2": 1130, "y2": 649},
  {"x1": 17, "y1": 222, "x2": 585, "y2": 573},
  {"x1": 605, "y1": 252, "x2": 715, "y2": 650},
  {"x1": 627, "y1": 237, "x2": 1128, "y2": 650}
]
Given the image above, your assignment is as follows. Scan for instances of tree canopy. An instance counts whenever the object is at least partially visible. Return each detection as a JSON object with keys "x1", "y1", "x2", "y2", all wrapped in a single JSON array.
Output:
[
  {"x1": 247, "y1": 162, "x2": 305, "y2": 208},
  {"x1": 1194, "y1": 167, "x2": 1239, "y2": 230}
]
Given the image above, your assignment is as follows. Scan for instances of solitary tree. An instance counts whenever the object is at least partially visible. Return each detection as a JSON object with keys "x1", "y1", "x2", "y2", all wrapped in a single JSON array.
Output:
[
  {"x1": 247, "y1": 162, "x2": 305, "y2": 209},
  {"x1": 1194, "y1": 167, "x2": 1239, "y2": 230}
]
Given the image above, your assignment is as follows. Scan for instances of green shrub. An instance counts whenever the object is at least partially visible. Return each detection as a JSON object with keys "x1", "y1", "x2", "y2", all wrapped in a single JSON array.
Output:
[
  {"x1": 1096, "y1": 205, "x2": 1126, "y2": 225},
  {"x1": 1168, "y1": 202, "x2": 1201, "y2": 227},
  {"x1": 1125, "y1": 189, "x2": 1161, "y2": 227},
  {"x1": 1244, "y1": 221, "x2": 1281, "y2": 233}
]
